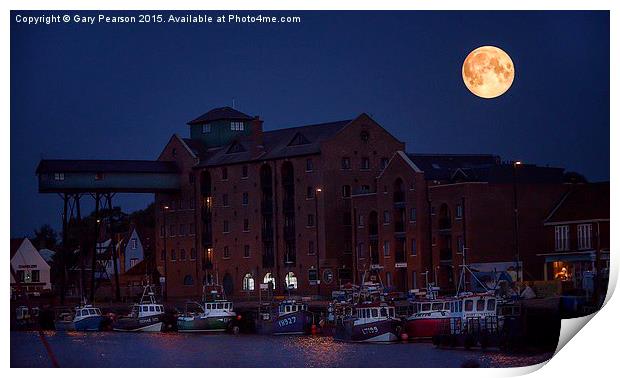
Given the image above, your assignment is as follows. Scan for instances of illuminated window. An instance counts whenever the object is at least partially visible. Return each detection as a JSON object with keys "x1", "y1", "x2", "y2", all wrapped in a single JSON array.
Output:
[
  {"x1": 285, "y1": 272, "x2": 298, "y2": 290},
  {"x1": 263, "y1": 273, "x2": 276, "y2": 289},
  {"x1": 555, "y1": 225, "x2": 570, "y2": 251},
  {"x1": 242, "y1": 273, "x2": 255, "y2": 291},
  {"x1": 577, "y1": 223, "x2": 592, "y2": 250}
]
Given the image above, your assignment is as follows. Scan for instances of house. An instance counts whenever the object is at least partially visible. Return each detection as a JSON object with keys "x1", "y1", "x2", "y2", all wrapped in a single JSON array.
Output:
[
  {"x1": 538, "y1": 182, "x2": 610, "y2": 295},
  {"x1": 10, "y1": 238, "x2": 52, "y2": 295}
]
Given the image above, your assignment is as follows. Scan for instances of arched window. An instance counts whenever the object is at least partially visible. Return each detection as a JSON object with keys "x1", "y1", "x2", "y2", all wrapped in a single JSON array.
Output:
[
  {"x1": 285, "y1": 272, "x2": 298, "y2": 290},
  {"x1": 242, "y1": 273, "x2": 255, "y2": 291},
  {"x1": 183, "y1": 275, "x2": 194, "y2": 286},
  {"x1": 263, "y1": 273, "x2": 276, "y2": 290}
]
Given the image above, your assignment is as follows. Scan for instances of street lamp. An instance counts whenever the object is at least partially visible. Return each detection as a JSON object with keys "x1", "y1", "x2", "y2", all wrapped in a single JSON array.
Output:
[
  {"x1": 512, "y1": 161, "x2": 522, "y2": 282},
  {"x1": 314, "y1": 187, "x2": 322, "y2": 297},
  {"x1": 162, "y1": 205, "x2": 169, "y2": 302}
]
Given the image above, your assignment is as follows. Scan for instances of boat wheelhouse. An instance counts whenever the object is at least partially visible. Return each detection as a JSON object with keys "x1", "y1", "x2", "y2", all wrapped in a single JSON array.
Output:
[
  {"x1": 335, "y1": 302, "x2": 402, "y2": 343},
  {"x1": 177, "y1": 299, "x2": 237, "y2": 333},
  {"x1": 113, "y1": 286, "x2": 164, "y2": 332}
]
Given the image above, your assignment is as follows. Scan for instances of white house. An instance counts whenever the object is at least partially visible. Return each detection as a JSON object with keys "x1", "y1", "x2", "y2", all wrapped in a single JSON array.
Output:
[{"x1": 10, "y1": 238, "x2": 52, "y2": 294}]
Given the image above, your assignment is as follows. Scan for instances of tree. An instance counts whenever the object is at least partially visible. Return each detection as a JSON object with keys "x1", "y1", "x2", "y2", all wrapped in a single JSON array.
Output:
[{"x1": 32, "y1": 224, "x2": 58, "y2": 250}]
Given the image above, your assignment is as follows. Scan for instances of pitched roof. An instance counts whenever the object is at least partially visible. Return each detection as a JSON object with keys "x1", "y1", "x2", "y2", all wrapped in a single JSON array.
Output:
[
  {"x1": 10, "y1": 238, "x2": 26, "y2": 259},
  {"x1": 187, "y1": 106, "x2": 253, "y2": 125},
  {"x1": 36, "y1": 160, "x2": 180, "y2": 174},
  {"x1": 197, "y1": 119, "x2": 352, "y2": 167},
  {"x1": 544, "y1": 182, "x2": 609, "y2": 224},
  {"x1": 407, "y1": 153, "x2": 500, "y2": 181}
]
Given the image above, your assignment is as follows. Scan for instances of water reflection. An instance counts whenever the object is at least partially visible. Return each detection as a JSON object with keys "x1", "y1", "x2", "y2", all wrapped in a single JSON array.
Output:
[{"x1": 11, "y1": 331, "x2": 553, "y2": 368}]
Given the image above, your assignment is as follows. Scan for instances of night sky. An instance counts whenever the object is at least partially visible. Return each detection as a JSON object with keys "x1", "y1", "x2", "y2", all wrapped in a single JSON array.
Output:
[{"x1": 10, "y1": 11, "x2": 609, "y2": 238}]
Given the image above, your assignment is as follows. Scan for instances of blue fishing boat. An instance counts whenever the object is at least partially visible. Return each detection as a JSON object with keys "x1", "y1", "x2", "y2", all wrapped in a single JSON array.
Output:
[
  {"x1": 54, "y1": 304, "x2": 106, "y2": 331},
  {"x1": 257, "y1": 299, "x2": 314, "y2": 335}
]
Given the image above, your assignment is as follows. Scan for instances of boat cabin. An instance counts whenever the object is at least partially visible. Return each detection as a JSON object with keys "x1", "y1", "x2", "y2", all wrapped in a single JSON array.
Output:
[
  {"x1": 131, "y1": 304, "x2": 164, "y2": 318},
  {"x1": 450, "y1": 295, "x2": 497, "y2": 318},
  {"x1": 355, "y1": 303, "x2": 396, "y2": 321},
  {"x1": 75, "y1": 307, "x2": 102, "y2": 319},
  {"x1": 277, "y1": 301, "x2": 308, "y2": 316},
  {"x1": 204, "y1": 300, "x2": 234, "y2": 313}
]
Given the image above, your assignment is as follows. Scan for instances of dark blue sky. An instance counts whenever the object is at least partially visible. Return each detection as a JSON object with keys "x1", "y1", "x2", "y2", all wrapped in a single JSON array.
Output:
[{"x1": 11, "y1": 11, "x2": 609, "y2": 237}]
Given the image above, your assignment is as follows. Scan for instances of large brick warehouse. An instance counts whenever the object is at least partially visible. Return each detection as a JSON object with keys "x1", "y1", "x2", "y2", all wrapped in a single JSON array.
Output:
[{"x1": 154, "y1": 106, "x2": 588, "y2": 299}]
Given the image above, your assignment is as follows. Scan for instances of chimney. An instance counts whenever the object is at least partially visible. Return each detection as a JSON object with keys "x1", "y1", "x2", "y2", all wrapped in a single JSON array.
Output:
[{"x1": 251, "y1": 116, "x2": 264, "y2": 156}]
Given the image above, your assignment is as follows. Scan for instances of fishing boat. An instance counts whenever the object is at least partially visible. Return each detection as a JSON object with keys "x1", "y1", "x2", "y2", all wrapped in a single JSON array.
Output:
[
  {"x1": 334, "y1": 301, "x2": 402, "y2": 343},
  {"x1": 404, "y1": 285, "x2": 453, "y2": 339},
  {"x1": 256, "y1": 299, "x2": 314, "y2": 335},
  {"x1": 177, "y1": 287, "x2": 238, "y2": 333},
  {"x1": 113, "y1": 285, "x2": 164, "y2": 332},
  {"x1": 55, "y1": 303, "x2": 106, "y2": 331}
]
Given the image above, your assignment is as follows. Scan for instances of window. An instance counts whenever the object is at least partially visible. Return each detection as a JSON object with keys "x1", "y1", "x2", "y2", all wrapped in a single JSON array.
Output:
[
  {"x1": 412, "y1": 271, "x2": 418, "y2": 289},
  {"x1": 306, "y1": 186, "x2": 315, "y2": 199},
  {"x1": 223, "y1": 221, "x2": 230, "y2": 233},
  {"x1": 361, "y1": 157, "x2": 370, "y2": 170},
  {"x1": 223, "y1": 246, "x2": 230, "y2": 259},
  {"x1": 357, "y1": 242, "x2": 365, "y2": 258},
  {"x1": 383, "y1": 241, "x2": 390, "y2": 256},
  {"x1": 95, "y1": 173, "x2": 105, "y2": 181},
  {"x1": 172, "y1": 148, "x2": 177, "y2": 157},
  {"x1": 383, "y1": 210, "x2": 391, "y2": 224},
  {"x1": 179, "y1": 224, "x2": 187, "y2": 236},
  {"x1": 360, "y1": 185, "x2": 370, "y2": 193},
  {"x1": 411, "y1": 239, "x2": 417, "y2": 256},
  {"x1": 160, "y1": 225, "x2": 165, "y2": 238},
  {"x1": 306, "y1": 158, "x2": 313, "y2": 172},
  {"x1": 476, "y1": 299, "x2": 485, "y2": 311},
  {"x1": 555, "y1": 225, "x2": 570, "y2": 251},
  {"x1": 341, "y1": 157, "x2": 351, "y2": 170},
  {"x1": 487, "y1": 299, "x2": 496, "y2": 311},
  {"x1": 182, "y1": 275, "x2": 194, "y2": 286},
  {"x1": 189, "y1": 173, "x2": 195, "y2": 184},
  {"x1": 307, "y1": 214, "x2": 315, "y2": 227},
  {"x1": 170, "y1": 249, "x2": 177, "y2": 261},
  {"x1": 180, "y1": 249, "x2": 186, "y2": 261},
  {"x1": 130, "y1": 238, "x2": 137, "y2": 249},
  {"x1": 358, "y1": 214, "x2": 365, "y2": 227},
  {"x1": 431, "y1": 206, "x2": 436, "y2": 216},
  {"x1": 221, "y1": 167, "x2": 228, "y2": 180},
  {"x1": 31, "y1": 270, "x2": 40, "y2": 283},
  {"x1": 457, "y1": 236, "x2": 464, "y2": 254},
  {"x1": 169, "y1": 224, "x2": 176, "y2": 237},
  {"x1": 189, "y1": 197, "x2": 195, "y2": 209},
  {"x1": 577, "y1": 223, "x2": 592, "y2": 250},
  {"x1": 202, "y1": 124, "x2": 211, "y2": 133},
  {"x1": 230, "y1": 121, "x2": 245, "y2": 131},
  {"x1": 456, "y1": 204, "x2": 463, "y2": 219},
  {"x1": 386, "y1": 272, "x2": 392, "y2": 287},
  {"x1": 342, "y1": 185, "x2": 351, "y2": 198},
  {"x1": 190, "y1": 248, "x2": 196, "y2": 260},
  {"x1": 241, "y1": 273, "x2": 255, "y2": 290},
  {"x1": 243, "y1": 219, "x2": 249, "y2": 232},
  {"x1": 308, "y1": 269, "x2": 318, "y2": 282},
  {"x1": 380, "y1": 158, "x2": 389, "y2": 170},
  {"x1": 189, "y1": 223, "x2": 195, "y2": 234},
  {"x1": 242, "y1": 192, "x2": 249, "y2": 206},
  {"x1": 242, "y1": 165, "x2": 248, "y2": 178},
  {"x1": 222, "y1": 194, "x2": 229, "y2": 207},
  {"x1": 244, "y1": 245, "x2": 250, "y2": 258},
  {"x1": 410, "y1": 208, "x2": 417, "y2": 222},
  {"x1": 465, "y1": 299, "x2": 473, "y2": 312},
  {"x1": 263, "y1": 273, "x2": 276, "y2": 289},
  {"x1": 285, "y1": 272, "x2": 298, "y2": 289},
  {"x1": 160, "y1": 249, "x2": 166, "y2": 261},
  {"x1": 308, "y1": 240, "x2": 315, "y2": 255},
  {"x1": 360, "y1": 130, "x2": 370, "y2": 142}
]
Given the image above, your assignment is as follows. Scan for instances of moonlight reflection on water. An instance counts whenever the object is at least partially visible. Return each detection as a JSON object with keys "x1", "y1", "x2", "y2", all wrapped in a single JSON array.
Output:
[{"x1": 11, "y1": 331, "x2": 552, "y2": 368}]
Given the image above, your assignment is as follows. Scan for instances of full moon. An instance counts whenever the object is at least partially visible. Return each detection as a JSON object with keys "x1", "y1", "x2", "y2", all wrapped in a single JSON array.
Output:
[{"x1": 462, "y1": 46, "x2": 515, "y2": 99}]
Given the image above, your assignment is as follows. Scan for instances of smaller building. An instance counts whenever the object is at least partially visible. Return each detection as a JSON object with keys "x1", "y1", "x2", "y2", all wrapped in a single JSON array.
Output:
[
  {"x1": 538, "y1": 182, "x2": 610, "y2": 295},
  {"x1": 10, "y1": 238, "x2": 52, "y2": 295}
]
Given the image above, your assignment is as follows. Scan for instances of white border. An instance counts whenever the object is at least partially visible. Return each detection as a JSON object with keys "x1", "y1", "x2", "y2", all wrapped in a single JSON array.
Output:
[{"x1": 4, "y1": 1, "x2": 616, "y2": 377}]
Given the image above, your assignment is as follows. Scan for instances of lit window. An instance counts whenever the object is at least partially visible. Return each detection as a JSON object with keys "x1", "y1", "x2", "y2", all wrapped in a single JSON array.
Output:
[
  {"x1": 243, "y1": 273, "x2": 254, "y2": 291},
  {"x1": 285, "y1": 272, "x2": 298, "y2": 289}
]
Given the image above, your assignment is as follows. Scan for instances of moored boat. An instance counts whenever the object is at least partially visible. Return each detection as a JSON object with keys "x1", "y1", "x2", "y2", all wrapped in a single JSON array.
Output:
[
  {"x1": 256, "y1": 299, "x2": 314, "y2": 335},
  {"x1": 177, "y1": 287, "x2": 237, "y2": 333},
  {"x1": 55, "y1": 304, "x2": 106, "y2": 331},
  {"x1": 113, "y1": 285, "x2": 164, "y2": 332},
  {"x1": 334, "y1": 301, "x2": 402, "y2": 343}
]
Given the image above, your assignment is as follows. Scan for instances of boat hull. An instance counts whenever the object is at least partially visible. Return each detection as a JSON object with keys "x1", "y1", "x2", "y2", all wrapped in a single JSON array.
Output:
[
  {"x1": 405, "y1": 317, "x2": 445, "y2": 339},
  {"x1": 177, "y1": 315, "x2": 234, "y2": 332},
  {"x1": 335, "y1": 318, "x2": 402, "y2": 343},
  {"x1": 113, "y1": 315, "x2": 163, "y2": 332},
  {"x1": 257, "y1": 310, "x2": 314, "y2": 335},
  {"x1": 74, "y1": 315, "x2": 106, "y2": 331}
]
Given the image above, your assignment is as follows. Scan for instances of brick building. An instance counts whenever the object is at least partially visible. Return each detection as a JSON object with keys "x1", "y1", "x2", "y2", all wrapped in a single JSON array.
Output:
[{"x1": 153, "y1": 106, "x2": 586, "y2": 299}]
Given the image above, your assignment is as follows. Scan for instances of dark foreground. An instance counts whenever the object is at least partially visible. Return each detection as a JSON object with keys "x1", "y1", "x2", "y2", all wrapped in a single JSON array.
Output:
[{"x1": 11, "y1": 331, "x2": 553, "y2": 368}]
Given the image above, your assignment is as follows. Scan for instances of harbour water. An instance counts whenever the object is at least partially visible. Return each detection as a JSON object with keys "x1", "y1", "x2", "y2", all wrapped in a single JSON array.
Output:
[{"x1": 11, "y1": 331, "x2": 554, "y2": 368}]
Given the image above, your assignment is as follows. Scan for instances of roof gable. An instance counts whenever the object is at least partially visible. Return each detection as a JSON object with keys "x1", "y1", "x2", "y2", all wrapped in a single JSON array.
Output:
[
  {"x1": 287, "y1": 132, "x2": 311, "y2": 146},
  {"x1": 544, "y1": 182, "x2": 609, "y2": 224},
  {"x1": 10, "y1": 238, "x2": 50, "y2": 270},
  {"x1": 187, "y1": 107, "x2": 253, "y2": 125}
]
